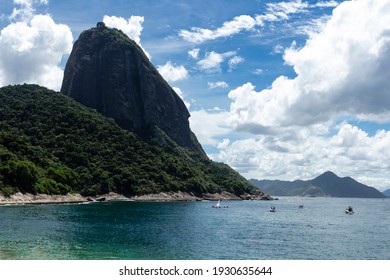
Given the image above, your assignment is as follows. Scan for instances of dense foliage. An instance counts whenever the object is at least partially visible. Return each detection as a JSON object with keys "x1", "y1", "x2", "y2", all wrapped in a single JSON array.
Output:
[{"x1": 0, "y1": 85, "x2": 260, "y2": 197}]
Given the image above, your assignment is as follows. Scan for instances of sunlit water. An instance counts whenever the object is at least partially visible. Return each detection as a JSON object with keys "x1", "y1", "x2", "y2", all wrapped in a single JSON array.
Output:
[{"x1": 1, "y1": 197, "x2": 389, "y2": 259}]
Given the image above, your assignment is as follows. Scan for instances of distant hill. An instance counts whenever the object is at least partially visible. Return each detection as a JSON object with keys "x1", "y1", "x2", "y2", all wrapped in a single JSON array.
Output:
[
  {"x1": 250, "y1": 171, "x2": 385, "y2": 198},
  {"x1": 383, "y1": 189, "x2": 390, "y2": 197}
]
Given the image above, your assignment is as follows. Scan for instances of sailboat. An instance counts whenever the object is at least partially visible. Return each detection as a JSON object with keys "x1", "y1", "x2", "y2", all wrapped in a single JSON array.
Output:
[{"x1": 212, "y1": 200, "x2": 221, "y2": 208}]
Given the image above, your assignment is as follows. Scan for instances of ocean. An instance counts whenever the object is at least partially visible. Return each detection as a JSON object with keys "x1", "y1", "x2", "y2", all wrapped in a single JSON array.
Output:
[{"x1": 0, "y1": 197, "x2": 389, "y2": 260}]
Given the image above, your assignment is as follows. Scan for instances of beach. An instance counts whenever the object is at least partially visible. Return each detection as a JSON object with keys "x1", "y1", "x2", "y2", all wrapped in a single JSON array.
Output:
[{"x1": 0, "y1": 191, "x2": 271, "y2": 205}]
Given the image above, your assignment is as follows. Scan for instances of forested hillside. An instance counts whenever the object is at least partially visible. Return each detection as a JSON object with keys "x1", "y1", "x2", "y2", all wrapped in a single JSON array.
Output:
[{"x1": 0, "y1": 84, "x2": 262, "y2": 198}]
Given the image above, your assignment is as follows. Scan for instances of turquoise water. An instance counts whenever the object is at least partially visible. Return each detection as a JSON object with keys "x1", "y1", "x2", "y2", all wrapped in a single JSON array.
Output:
[{"x1": 0, "y1": 197, "x2": 389, "y2": 260}]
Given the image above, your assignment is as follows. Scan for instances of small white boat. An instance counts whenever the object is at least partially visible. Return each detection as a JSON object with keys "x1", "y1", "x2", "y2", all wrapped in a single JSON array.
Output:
[
  {"x1": 345, "y1": 206, "x2": 354, "y2": 214},
  {"x1": 212, "y1": 200, "x2": 221, "y2": 208},
  {"x1": 269, "y1": 206, "x2": 276, "y2": 212}
]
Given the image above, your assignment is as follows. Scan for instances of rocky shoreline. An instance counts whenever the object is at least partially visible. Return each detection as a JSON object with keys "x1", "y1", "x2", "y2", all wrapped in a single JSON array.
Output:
[{"x1": 0, "y1": 191, "x2": 272, "y2": 205}]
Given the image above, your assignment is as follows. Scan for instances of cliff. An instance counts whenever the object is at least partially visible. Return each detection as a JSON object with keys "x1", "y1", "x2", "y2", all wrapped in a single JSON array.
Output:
[{"x1": 61, "y1": 23, "x2": 206, "y2": 157}]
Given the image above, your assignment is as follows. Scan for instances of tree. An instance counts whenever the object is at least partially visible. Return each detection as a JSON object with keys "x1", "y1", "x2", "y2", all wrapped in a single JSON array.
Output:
[{"x1": 1, "y1": 160, "x2": 39, "y2": 193}]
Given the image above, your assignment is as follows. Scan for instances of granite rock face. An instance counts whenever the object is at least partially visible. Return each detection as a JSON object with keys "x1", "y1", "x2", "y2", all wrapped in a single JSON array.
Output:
[{"x1": 61, "y1": 24, "x2": 206, "y2": 157}]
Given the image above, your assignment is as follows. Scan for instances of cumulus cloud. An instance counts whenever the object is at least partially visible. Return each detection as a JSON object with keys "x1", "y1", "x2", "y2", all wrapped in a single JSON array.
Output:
[
  {"x1": 103, "y1": 15, "x2": 150, "y2": 59},
  {"x1": 228, "y1": 0, "x2": 390, "y2": 130},
  {"x1": 190, "y1": 0, "x2": 390, "y2": 189},
  {"x1": 216, "y1": 138, "x2": 230, "y2": 150},
  {"x1": 208, "y1": 81, "x2": 229, "y2": 89},
  {"x1": 103, "y1": 15, "x2": 143, "y2": 45},
  {"x1": 189, "y1": 109, "x2": 232, "y2": 146},
  {"x1": 0, "y1": 1, "x2": 73, "y2": 90},
  {"x1": 197, "y1": 51, "x2": 236, "y2": 72},
  {"x1": 212, "y1": 122, "x2": 390, "y2": 189},
  {"x1": 157, "y1": 61, "x2": 188, "y2": 83}
]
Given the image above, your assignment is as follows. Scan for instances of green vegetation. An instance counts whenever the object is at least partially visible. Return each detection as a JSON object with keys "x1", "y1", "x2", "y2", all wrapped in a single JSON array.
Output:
[{"x1": 0, "y1": 84, "x2": 260, "y2": 197}]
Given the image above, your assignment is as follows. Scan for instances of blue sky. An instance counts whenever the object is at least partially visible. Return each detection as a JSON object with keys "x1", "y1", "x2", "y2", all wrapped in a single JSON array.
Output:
[{"x1": 1, "y1": 0, "x2": 390, "y2": 191}]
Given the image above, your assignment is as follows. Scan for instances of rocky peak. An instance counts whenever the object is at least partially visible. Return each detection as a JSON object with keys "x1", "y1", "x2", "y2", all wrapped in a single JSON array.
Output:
[{"x1": 61, "y1": 24, "x2": 206, "y2": 158}]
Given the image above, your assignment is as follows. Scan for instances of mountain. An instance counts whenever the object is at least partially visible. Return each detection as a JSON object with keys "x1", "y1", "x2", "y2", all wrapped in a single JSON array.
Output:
[
  {"x1": 0, "y1": 84, "x2": 265, "y2": 198},
  {"x1": 0, "y1": 24, "x2": 269, "y2": 199},
  {"x1": 61, "y1": 23, "x2": 206, "y2": 158},
  {"x1": 383, "y1": 189, "x2": 390, "y2": 197},
  {"x1": 250, "y1": 171, "x2": 385, "y2": 198}
]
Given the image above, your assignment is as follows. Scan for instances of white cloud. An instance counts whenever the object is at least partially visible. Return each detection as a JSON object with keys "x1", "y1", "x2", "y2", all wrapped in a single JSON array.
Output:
[
  {"x1": 228, "y1": 55, "x2": 244, "y2": 70},
  {"x1": 264, "y1": 0, "x2": 309, "y2": 19},
  {"x1": 217, "y1": 138, "x2": 230, "y2": 150},
  {"x1": 179, "y1": 15, "x2": 257, "y2": 43},
  {"x1": 0, "y1": 3, "x2": 73, "y2": 90},
  {"x1": 189, "y1": 0, "x2": 390, "y2": 189},
  {"x1": 253, "y1": 68, "x2": 264, "y2": 75},
  {"x1": 197, "y1": 50, "x2": 236, "y2": 72},
  {"x1": 189, "y1": 109, "x2": 232, "y2": 146},
  {"x1": 272, "y1": 44, "x2": 284, "y2": 54},
  {"x1": 208, "y1": 81, "x2": 229, "y2": 89},
  {"x1": 9, "y1": 0, "x2": 48, "y2": 21},
  {"x1": 157, "y1": 61, "x2": 188, "y2": 83},
  {"x1": 228, "y1": 0, "x2": 390, "y2": 130},
  {"x1": 188, "y1": 48, "x2": 200, "y2": 59},
  {"x1": 314, "y1": 1, "x2": 339, "y2": 8},
  {"x1": 209, "y1": 122, "x2": 390, "y2": 189},
  {"x1": 103, "y1": 15, "x2": 143, "y2": 45},
  {"x1": 179, "y1": 0, "x2": 332, "y2": 43},
  {"x1": 173, "y1": 87, "x2": 191, "y2": 109},
  {"x1": 103, "y1": 15, "x2": 150, "y2": 59}
]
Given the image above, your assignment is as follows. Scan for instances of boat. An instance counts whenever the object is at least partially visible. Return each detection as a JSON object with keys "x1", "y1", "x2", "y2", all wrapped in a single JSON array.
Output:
[
  {"x1": 298, "y1": 205, "x2": 304, "y2": 208},
  {"x1": 345, "y1": 206, "x2": 354, "y2": 214},
  {"x1": 269, "y1": 206, "x2": 276, "y2": 212},
  {"x1": 212, "y1": 200, "x2": 229, "y2": 208},
  {"x1": 212, "y1": 200, "x2": 221, "y2": 208}
]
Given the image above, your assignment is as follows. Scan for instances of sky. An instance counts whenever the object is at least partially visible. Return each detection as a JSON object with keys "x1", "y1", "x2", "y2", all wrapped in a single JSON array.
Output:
[{"x1": 1, "y1": 0, "x2": 390, "y2": 191}]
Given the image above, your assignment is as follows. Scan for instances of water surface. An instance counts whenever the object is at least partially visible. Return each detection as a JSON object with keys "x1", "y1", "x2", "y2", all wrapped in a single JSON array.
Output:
[{"x1": 1, "y1": 197, "x2": 389, "y2": 259}]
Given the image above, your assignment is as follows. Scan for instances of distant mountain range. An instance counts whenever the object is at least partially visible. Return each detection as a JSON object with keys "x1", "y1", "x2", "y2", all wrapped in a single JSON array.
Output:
[
  {"x1": 250, "y1": 171, "x2": 386, "y2": 198},
  {"x1": 383, "y1": 189, "x2": 390, "y2": 197}
]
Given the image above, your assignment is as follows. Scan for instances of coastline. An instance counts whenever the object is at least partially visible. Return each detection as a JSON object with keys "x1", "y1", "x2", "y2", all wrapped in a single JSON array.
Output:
[{"x1": 0, "y1": 191, "x2": 272, "y2": 206}]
